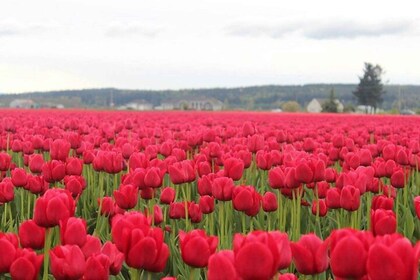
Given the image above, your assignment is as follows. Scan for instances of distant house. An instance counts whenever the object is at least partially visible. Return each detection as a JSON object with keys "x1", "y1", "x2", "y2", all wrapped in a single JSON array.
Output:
[
  {"x1": 306, "y1": 98, "x2": 344, "y2": 113},
  {"x1": 118, "y1": 100, "x2": 153, "y2": 111},
  {"x1": 158, "y1": 98, "x2": 224, "y2": 111},
  {"x1": 10, "y1": 99, "x2": 35, "y2": 109},
  {"x1": 355, "y1": 105, "x2": 384, "y2": 114},
  {"x1": 307, "y1": 99, "x2": 322, "y2": 113}
]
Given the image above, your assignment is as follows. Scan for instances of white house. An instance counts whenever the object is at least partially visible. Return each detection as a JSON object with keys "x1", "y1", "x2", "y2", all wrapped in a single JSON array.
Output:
[
  {"x1": 158, "y1": 98, "x2": 224, "y2": 111},
  {"x1": 307, "y1": 98, "x2": 344, "y2": 113},
  {"x1": 10, "y1": 99, "x2": 35, "y2": 109},
  {"x1": 118, "y1": 100, "x2": 153, "y2": 111},
  {"x1": 307, "y1": 99, "x2": 322, "y2": 113}
]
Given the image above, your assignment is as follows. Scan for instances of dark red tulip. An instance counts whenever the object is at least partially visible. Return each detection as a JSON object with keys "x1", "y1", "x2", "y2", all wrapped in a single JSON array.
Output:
[
  {"x1": 188, "y1": 202, "x2": 203, "y2": 223},
  {"x1": 290, "y1": 233, "x2": 328, "y2": 275},
  {"x1": 50, "y1": 245, "x2": 86, "y2": 280},
  {"x1": 169, "y1": 202, "x2": 186, "y2": 219},
  {"x1": 64, "y1": 175, "x2": 86, "y2": 198},
  {"x1": 179, "y1": 229, "x2": 218, "y2": 268},
  {"x1": 18, "y1": 219, "x2": 45, "y2": 250}
]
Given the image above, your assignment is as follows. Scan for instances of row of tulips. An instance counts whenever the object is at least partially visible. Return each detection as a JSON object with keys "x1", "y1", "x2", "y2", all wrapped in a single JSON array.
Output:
[{"x1": 0, "y1": 110, "x2": 419, "y2": 279}]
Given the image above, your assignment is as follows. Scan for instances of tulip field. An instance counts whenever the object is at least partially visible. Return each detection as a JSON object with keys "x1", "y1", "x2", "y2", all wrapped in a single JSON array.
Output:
[{"x1": 0, "y1": 109, "x2": 419, "y2": 280}]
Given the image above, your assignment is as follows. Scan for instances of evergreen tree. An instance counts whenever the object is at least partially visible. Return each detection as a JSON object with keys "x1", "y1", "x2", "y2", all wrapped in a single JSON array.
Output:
[
  {"x1": 322, "y1": 88, "x2": 338, "y2": 113},
  {"x1": 353, "y1": 63, "x2": 385, "y2": 113}
]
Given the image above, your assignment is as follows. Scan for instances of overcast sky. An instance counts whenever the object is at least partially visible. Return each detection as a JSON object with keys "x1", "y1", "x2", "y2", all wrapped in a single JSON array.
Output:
[{"x1": 1, "y1": 0, "x2": 420, "y2": 93}]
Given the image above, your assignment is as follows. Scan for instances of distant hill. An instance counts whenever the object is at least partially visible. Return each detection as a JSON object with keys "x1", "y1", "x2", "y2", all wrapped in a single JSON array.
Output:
[{"x1": 1, "y1": 84, "x2": 419, "y2": 110}]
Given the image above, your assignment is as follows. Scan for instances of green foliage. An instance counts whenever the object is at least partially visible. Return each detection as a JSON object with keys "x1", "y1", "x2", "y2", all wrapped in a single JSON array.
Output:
[
  {"x1": 281, "y1": 101, "x2": 301, "y2": 112},
  {"x1": 353, "y1": 63, "x2": 386, "y2": 111},
  {"x1": 322, "y1": 88, "x2": 338, "y2": 113}
]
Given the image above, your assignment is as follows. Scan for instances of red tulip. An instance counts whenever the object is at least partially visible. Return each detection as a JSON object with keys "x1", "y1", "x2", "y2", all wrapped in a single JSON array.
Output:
[
  {"x1": 101, "y1": 241, "x2": 125, "y2": 275},
  {"x1": 330, "y1": 229, "x2": 372, "y2": 279},
  {"x1": 179, "y1": 229, "x2": 218, "y2": 268},
  {"x1": 103, "y1": 152, "x2": 123, "y2": 174},
  {"x1": 233, "y1": 231, "x2": 284, "y2": 280},
  {"x1": 208, "y1": 250, "x2": 239, "y2": 280},
  {"x1": 144, "y1": 167, "x2": 163, "y2": 188},
  {"x1": 11, "y1": 168, "x2": 28, "y2": 188},
  {"x1": 42, "y1": 160, "x2": 66, "y2": 183},
  {"x1": 223, "y1": 157, "x2": 244, "y2": 181},
  {"x1": 212, "y1": 177, "x2": 234, "y2": 201},
  {"x1": 60, "y1": 217, "x2": 87, "y2": 247},
  {"x1": 26, "y1": 175, "x2": 49, "y2": 195},
  {"x1": 232, "y1": 185, "x2": 261, "y2": 217},
  {"x1": 262, "y1": 191, "x2": 278, "y2": 212},
  {"x1": 340, "y1": 185, "x2": 360, "y2": 211},
  {"x1": 113, "y1": 184, "x2": 138, "y2": 210},
  {"x1": 65, "y1": 157, "x2": 83, "y2": 176},
  {"x1": 18, "y1": 219, "x2": 45, "y2": 250},
  {"x1": 81, "y1": 235, "x2": 102, "y2": 258},
  {"x1": 367, "y1": 234, "x2": 418, "y2": 280},
  {"x1": 50, "y1": 245, "x2": 86, "y2": 280},
  {"x1": 199, "y1": 195, "x2": 215, "y2": 214},
  {"x1": 0, "y1": 234, "x2": 18, "y2": 273},
  {"x1": 311, "y1": 199, "x2": 327, "y2": 217},
  {"x1": 371, "y1": 209, "x2": 396, "y2": 236},
  {"x1": 371, "y1": 194, "x2": 394, "y2": 210},
  {"x1": 0, "y1": 152, "x2": 11, "y2": 171},
  {"x1": 295, "y1": 162, "x2": 314, "y2": 184},
  {"x1": 160, "y1": 187, "x2": 176, "y2": 204},
  {"x1": 168, "y1": 160, "x2": 195, "y2": 184},
  {"x1": 0, "y1": 179, "x2": 14, "y2": 203},
  {"x1": 10, "y1": 248, "x2": 43, "y2": 280},
  {"x1": 64, "y1": 175, "x2": 86, "y2": 198},
  {"x1": 390, "y1": 169, "x2": 405, "y2": 188},
  {"x1": 33, "y1": 188, "x2": 75, "y2": 228},
  {"x1": 414, "y1": 196, "x2": 420, "y2": 219},
  {"x1": 50, "y1": 139, "x2": 71, "y2": 161},
  {"x1": 29, "y1": 154, "x2": 44, "y2": 173},
  {"x1": 83, "y1": 254, "x2": 110, "y2": 280},
  {"x1": 326, "y1": 188, "x2": 341, "y2": 209},
  {"x1": 290, "y1": 233, "x2": 328, "y2": 275},
  {"x1": 268, "y1": 167, "x2": 286, "y2": 189}
]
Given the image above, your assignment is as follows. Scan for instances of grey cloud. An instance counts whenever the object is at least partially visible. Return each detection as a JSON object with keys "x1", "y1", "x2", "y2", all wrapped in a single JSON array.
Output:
[
  {"x1": 225, "y1": 22, "x2": 300, "y2": 38},
  {"x1": 105, "y1": 22, "x2": 162, "y2": 38},
  {"x1": 304, "y1": 20, "x2": 413, "y2": 39},
  {"x1": 225, "y1": 19, "x2": 414, "y2": 40},
  {"x1": 0, "y1": 20, "x2": 51, "y2": 37}
]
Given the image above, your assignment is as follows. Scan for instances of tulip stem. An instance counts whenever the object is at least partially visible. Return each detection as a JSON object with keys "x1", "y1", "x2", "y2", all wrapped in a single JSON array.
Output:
[
  {"x1": 42, "y1": 228, "x2": 52, "y2": 280},
  {"x1": 189, "y1": 267, "x2": 197, "y2": 280}
]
